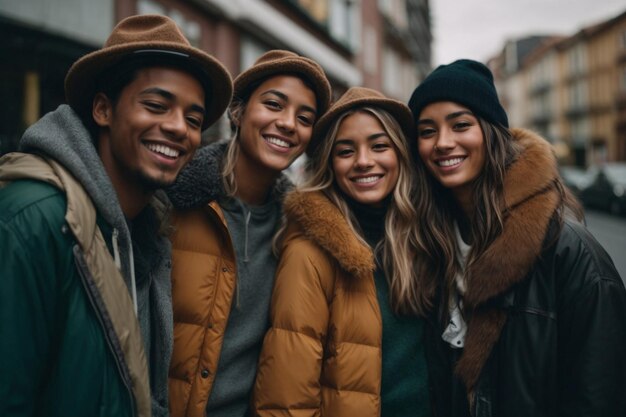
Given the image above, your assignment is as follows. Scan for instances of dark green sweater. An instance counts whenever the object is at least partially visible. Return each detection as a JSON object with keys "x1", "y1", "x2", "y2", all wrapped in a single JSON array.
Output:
[{"x1": 350, "y1": 199, "x2": 432, "y2": 417}]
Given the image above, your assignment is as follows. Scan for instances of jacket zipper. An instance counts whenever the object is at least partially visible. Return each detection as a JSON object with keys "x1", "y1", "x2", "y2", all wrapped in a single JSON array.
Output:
[{"x1": 73, "y1": 245, "x2": 137, "y2": 417}]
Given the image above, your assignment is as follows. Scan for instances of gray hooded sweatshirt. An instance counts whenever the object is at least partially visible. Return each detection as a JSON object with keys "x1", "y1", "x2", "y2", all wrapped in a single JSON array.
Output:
[
  {"x1": 19, "y1": 104, "x2": 173, "y2": 417},
  {"x1": 167, "y1": 141, "x2": 291, "y2": 417}
]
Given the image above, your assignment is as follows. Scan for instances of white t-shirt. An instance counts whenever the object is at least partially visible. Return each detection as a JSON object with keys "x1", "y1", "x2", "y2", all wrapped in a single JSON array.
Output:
[{"x1": 442, "y1": 222, "x2": 470, "y2": 349}]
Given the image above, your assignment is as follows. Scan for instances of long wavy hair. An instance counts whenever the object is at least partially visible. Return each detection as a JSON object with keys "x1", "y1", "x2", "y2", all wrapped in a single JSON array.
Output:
[
  {"x1": 221, "y1": 95, "x2": 246, "y2": 197},
  {"x1": 413, "y1": 119, "x2": 584, "y2": 314},
  {"x1": 279, "y1": 106, "x2": 426, "y2": 315}
]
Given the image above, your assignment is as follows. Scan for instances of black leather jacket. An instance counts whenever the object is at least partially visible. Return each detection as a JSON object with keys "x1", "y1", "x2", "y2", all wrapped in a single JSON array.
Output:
[{"x1": 426, "y1": 219, "x2": 626, "y2": 417}]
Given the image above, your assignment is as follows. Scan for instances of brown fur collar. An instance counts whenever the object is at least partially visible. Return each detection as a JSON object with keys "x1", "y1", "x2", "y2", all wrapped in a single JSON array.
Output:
[
  {"x1": 455, "y1": 128, "x2": 562, "y2": 400},
  {"x1": 282, "y1": 190, "x2": 375, "y2": 278},
  {"x1": 463, "y1": 128, "x2": 559, "y2": 308}
]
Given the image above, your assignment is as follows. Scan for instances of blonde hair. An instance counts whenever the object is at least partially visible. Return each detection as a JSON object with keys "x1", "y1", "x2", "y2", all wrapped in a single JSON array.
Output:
[
  {"x1": 221, "y1": 97, "x2": 245, "y2": 196},
  {"x1": 279, "y1": 106, "x2": 426, "y2": 315}
]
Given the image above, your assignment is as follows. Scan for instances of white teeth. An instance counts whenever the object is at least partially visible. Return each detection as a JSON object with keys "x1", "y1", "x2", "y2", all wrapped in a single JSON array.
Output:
[
  {"x1": 146, "y1": 143, "x2": 179, "y2": 158},
  {"x1": 353, "y1": 176, "x2": 381, "y2": 183},
  {"x1": 265, "y1": 137, "x2": 291, "y2": 148},
  {"x1": 438, "y1": 157, "x2": 464, "y2": 167}
]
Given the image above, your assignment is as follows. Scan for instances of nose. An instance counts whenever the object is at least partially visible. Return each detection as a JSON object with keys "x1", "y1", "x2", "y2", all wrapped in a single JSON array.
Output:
[
  {"x1": 434, "y1": 128, "x2": 455, "y2": 152},
  {"x1": 355, "y1": 148, "x2": 374, "y2": 170},
  {"x1": 161, "y1": 109, "x2": 188, "y2": 140},
  {"x1": 276, "y1": 111, "x2": 296, "y2": 133}
]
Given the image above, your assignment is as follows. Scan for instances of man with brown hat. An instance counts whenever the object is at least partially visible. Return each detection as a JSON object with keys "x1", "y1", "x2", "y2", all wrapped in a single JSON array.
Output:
[{"x1": 0, "y1": 15, "x2": 232, "y2": 417}]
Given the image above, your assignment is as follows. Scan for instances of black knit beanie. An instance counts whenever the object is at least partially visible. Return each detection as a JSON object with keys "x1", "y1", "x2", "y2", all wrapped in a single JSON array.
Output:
[{"x1": 408, "y1": 59, "x2": 509, "y2": 128}]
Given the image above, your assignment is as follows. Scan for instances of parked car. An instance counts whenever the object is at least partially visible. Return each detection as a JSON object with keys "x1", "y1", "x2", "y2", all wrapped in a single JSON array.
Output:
[
  {"x1": 560, "y1": 165, "x2": 594, "y2": 196},
  {"x1": 579, "y1": 163, "x2": 626, "y2": 215}
]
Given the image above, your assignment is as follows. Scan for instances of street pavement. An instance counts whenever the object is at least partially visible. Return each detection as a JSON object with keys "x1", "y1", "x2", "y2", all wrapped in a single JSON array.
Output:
[{"x1": 584, "y1": 209, "x2": 626, "y2": 285}]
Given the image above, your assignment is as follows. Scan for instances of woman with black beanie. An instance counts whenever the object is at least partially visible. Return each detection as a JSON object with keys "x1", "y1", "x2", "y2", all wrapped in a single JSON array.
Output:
[{"x1": 408, "y1": 59, "x2": 626, "y2": 417}]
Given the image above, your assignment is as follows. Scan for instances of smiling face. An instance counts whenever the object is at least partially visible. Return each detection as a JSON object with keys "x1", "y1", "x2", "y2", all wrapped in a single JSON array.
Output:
[
  {"x1": 417, "y1": 101, "x2": 486, "y2": 205},
  {"x1": 332, "y1": 111, "x2": 400, "y2": 207},
  {"x1": 94, "y1": 66, "x2": 205, "y2": 195},
  {"x1": 236, "y1": 75, "x2": 317, "y2": 177}
]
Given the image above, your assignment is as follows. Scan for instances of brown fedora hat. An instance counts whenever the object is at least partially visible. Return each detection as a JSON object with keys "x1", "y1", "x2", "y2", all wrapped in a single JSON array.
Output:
[
  {"x1": 308, "y1": 86, "x2": 415, "y2": 156},
  {"x1": 233, "y1": 50, "x2": 332, "y2": 116},
  {"x1": 65, "y1": 14, "x2": 233, "y2": 130}
]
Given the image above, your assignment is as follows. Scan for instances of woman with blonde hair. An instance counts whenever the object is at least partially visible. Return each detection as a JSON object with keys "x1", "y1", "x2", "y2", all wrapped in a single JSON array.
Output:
[
  {"x1": 165, "y1": 50, "x2": 331, "y2": 417},
  {"x1": 408, "y1": 59, "x2": 626, "y2": 417},
  {"x1": 253, "y1": 87, "x2": 432, "y2": 417}
]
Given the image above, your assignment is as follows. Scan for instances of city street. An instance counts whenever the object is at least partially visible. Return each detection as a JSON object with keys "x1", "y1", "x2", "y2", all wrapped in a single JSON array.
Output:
[{"x1": 585, "y1": 209, "x2": 626, "y2": 284}]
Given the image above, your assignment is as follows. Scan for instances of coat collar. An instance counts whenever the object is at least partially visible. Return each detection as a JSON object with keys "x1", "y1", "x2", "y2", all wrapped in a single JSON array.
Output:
[
  {"x1": 454, "y1": 128, "x2": 562, "y2": 401},
  {"x1": 462, "y1": 128, "x2": 560, "y2": 308},
  {"x1": 166, "y1": 140, "x2": 292, "y2": 210},
  {"x1": 283, "y1": 190, "x2": 376, "y2": 278}
]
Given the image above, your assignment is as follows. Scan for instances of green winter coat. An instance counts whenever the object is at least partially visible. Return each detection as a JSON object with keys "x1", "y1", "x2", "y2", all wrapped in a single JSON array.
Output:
[{"x1": 0, "y1": 153, "x2": 151, "y2": 417}]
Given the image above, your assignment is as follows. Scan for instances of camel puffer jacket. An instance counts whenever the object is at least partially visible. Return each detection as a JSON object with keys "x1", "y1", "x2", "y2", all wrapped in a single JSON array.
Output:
[{"x1": 253, "y1": 191, "x2": 382, "y2": 417}]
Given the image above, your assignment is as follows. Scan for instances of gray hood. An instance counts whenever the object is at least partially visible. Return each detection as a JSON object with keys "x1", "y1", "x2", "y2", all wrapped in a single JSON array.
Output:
[{"x1": 19, "y1": 104, "x2": 135, "y2": 283}]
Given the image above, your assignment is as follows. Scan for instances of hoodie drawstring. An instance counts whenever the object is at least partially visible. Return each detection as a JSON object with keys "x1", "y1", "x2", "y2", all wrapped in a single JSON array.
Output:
[
  {"x1": 112, "y1": 228, "x2": 138, "y2": 316},
  {"x1": 243, "y1": 209, "x2": 251, "y2": 263},
  {"x1": 128, "y1": 242, "x2": 138, "y2": 315},
  {"x1": 112, "y1": 228, "x2": 122, "y2": 270}
]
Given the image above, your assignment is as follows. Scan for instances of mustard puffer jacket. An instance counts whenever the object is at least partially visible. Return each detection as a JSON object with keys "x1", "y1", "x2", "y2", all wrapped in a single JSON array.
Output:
[{"x1": 253, "y1": 190, "x2": 382, "y2": 417}]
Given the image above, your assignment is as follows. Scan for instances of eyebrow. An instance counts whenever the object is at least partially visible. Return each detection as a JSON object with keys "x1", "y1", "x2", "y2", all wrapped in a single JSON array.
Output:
[
  {"x1": 335, "y1": 132, "x2": 388, "y2": 145},
  {"x1": 417, "y1": 110, "x2": 474, "y2": 125},
  {"x1": 139, "y1": 87, "x2": 205, "y2": 114},
  {"x1": 260, "y1": 89, "x2": 317, "y2": 115}
]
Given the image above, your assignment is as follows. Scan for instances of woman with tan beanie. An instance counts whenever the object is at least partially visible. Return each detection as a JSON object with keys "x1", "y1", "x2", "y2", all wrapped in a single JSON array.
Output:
[
  {"x1": 253, "y1": 87, "x2": 432, "y2": 417},
  {"x1": 165, "y1": 50, "x2": 331, "y2": 417}
]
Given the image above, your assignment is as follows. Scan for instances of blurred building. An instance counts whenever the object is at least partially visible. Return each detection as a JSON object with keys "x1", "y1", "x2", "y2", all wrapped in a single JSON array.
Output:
[
  {"x1": 489, "y1": 36, "x2": 557, "y2": 129},
  {"x1": 0, "y1": 0, "x2": 432, "y2": 154},
  {"x1": 489, "y1": 9, "x2": 626, "y2": 166}
]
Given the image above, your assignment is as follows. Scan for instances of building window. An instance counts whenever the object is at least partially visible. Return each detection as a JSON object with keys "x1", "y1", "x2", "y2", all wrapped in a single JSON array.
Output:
[
  {"x1": 620, "y1": 66, "x2": 626, "y2": 92},
  {"x1": 382, "y1": 49, "x2": 417, "y2": 100},
  {"x1": 240, "y1": 37, "x2": 268, "y2": 72},
  {"x1": 329, "y1": 0, "x2": 360, "y2": 50},
  {"x1": 539, "y1": 92, "x2": 552, "y2": 116},
  {"x1": 292, "y1": 0, "x2": 329, "y2": 24},
  {"x1": 569, "y1": 80, "x2": 587, "y2": 109},
  {"x1": 363, "y1": 25, "x2": 378, "y2": 74},
  {"x1": 619, "y1": 30, "x2": 626, "y2": 50},
  {"x1": 529, "y1": 54, "x2": 555, "y2": 92},
  {"x1": 571, "y1": 118, "x2": 590, "y2": 147},
  {"x1": 378, "y1": 0, "x2": 408, "y2": 28},
  {"x1": 401, "y1": 59, "x2": 419, "y2": 102},
  {"x1": 383, "y1": 48, "x2": 400, "y2": 96},
  {"x1": 138, "y1": 0, "x2": 201, "y2": 47},
  {"x1": 568, "y1": 44, "x2": 586, "y2": 76},
  {"x1": 288, "y1": 0, "x2": 359, "y2": 50},
  {"x1": 138, "y1": 0, "x2": 165, "y2": 15}
]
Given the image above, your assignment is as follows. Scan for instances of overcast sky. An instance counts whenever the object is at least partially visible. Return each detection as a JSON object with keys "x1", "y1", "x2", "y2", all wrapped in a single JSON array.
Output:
[{"x1": 431, "y1": 0, "x2": 626, "y2": 65}]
